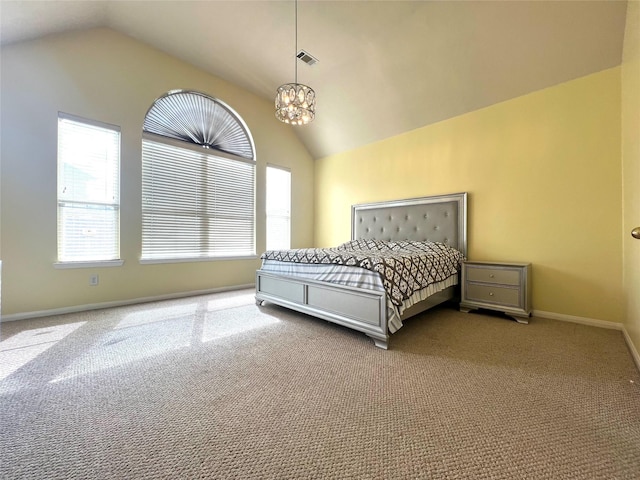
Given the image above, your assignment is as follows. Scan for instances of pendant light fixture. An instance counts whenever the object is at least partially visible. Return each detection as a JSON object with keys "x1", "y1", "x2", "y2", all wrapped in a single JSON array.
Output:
[{"x1": 275, "y1": 0, "x2": 316, "y2": 125}]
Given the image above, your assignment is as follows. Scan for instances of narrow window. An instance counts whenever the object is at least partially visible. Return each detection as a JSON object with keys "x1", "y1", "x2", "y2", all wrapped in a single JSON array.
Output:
[
  {"x1": 141, "y1": 90, "x2": 256, "y2": 262},
  {"x1": 57, "y1": 114, "x2": 120, "y2": 263},
  {"x1": 266, "y1": 166, "x2": 291, "y2": 250}
]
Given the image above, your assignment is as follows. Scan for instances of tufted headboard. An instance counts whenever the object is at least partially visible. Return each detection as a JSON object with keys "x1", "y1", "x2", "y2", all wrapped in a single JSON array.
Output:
[{"x1": 351, "y1": 192, "x2": 468, "y2": 256}]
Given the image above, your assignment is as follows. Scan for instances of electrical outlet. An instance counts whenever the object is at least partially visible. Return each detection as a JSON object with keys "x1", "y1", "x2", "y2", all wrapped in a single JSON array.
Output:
[{"x1": 89, "y1": 274, "x2": 99, "y2": 286}]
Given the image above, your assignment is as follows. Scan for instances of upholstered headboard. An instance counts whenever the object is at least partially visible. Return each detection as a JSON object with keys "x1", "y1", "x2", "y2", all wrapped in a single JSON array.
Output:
[{"x1": 351, "y1": 192, "x2": 467, "y2": 256}]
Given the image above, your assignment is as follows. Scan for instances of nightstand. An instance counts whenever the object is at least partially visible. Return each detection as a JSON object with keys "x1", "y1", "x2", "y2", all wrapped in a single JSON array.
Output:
[{"x1": 459, "y1": 261, "x2": 532, "y2": 323}]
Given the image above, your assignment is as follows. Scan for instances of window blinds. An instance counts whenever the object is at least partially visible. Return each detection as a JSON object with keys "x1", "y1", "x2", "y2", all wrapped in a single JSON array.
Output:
[
  {"x1": 57, "y1": 115, "x2": 120, "y2": 262},
  {"x1": 141, "y1": 139, "x2": 255, "y2": 260},
  {"x1": 143, "y1": 90, "x2": 255, "y2": 159}
]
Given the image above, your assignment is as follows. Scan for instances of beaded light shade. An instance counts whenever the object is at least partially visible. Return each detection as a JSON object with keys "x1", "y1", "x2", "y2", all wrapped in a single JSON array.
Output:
[
  {"x1": 275, "y1": 0, "x2": 316, "y2": 126},
  {"x1": 275, "y1": 83, "x2": 316, "y2": 125}
]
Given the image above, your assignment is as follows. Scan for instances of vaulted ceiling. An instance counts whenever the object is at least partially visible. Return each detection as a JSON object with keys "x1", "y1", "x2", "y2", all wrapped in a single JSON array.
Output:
[{"x1": 0, "y1": 0, "x2": 628, "y2": 159}]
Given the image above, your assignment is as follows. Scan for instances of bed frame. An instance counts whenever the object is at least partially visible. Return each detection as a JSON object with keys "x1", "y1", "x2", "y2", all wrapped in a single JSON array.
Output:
[{"x1": 255, "y1": 192, "x2": 468, "y2": 349}]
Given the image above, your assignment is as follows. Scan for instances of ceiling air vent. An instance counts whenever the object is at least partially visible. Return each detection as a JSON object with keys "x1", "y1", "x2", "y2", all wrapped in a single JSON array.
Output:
[{"x1": 297, "y1": 50, "x2": 318, "y2": 66}]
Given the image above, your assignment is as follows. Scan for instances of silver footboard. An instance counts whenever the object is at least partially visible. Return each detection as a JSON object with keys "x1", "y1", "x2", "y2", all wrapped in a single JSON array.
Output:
[{"x1": 255, "y1": 270, "x2": 389, "y2": 349}]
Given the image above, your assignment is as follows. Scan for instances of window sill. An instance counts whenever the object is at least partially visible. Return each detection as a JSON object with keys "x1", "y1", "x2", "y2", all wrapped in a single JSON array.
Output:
[
  {"x1": 54, "y1": 260, "x2": 124, "y2": 269},
  {"x1": 140, "y1": 255, "x2": 258, "y2": 265}
]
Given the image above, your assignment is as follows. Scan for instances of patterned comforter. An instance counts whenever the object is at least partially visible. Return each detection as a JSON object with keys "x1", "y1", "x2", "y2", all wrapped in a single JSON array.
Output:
[{"x1": 261, "y1": 239, "x2": 465, "y2": 307}]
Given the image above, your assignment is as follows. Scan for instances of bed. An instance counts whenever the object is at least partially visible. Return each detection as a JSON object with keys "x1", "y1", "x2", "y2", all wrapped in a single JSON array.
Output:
[{"x1": 255, "y1": 192, "x2": 468, "y2": 349}]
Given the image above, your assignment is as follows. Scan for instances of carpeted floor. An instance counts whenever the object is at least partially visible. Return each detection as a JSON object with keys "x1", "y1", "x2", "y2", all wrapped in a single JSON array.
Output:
[{"x1": 1, "y1": 288, "x2": 639, "y2": 479}]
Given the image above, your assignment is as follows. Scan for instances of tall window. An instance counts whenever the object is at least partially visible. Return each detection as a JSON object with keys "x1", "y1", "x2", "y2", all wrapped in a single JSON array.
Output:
[
  {"x1": 266, "y1": 166, "x2": 291, "y2": 250},
  {"x1": 57, "y1": 113, "x2": 120, "y2": 263},
  {"x1": 141, "y1": 90, "x2": 256, "y2": 261}
]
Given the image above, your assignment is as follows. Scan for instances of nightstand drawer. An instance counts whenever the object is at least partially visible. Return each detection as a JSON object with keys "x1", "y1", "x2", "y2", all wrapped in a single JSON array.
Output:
[
  {"x1": 460, "y1": 261, "x2": 531, "y2": 323},
  {"x1": 466, "y1": 267, "x2": 520, "y2": 286},
  {"x1": 465, "y1": 283, "x2": 520, "y2": 308}
]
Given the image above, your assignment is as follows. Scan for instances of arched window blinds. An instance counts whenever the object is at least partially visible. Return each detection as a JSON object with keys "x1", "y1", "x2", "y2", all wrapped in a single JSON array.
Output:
[
  {"x1": 143, "y1": 90, "x2": 255, "y2": 159},
  {"x1": 141, "y1": 90, "x2": 256, "y2": 262}
]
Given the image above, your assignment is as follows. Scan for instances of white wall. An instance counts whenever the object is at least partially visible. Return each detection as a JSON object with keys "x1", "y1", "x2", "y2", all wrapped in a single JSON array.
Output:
[{"x1": 0, "y1": 28, "x2": 315, "y2": 316}]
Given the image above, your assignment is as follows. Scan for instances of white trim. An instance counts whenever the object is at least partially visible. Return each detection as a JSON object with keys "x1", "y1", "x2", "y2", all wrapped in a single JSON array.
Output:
[
  {"x1": 59, "y1": 111, "x2": 121, "y2": 132},
  {"x1": 266, "y1": 163, "x2": 291, "y2": 173},
  {"x1": 533, "y1": 309, "x2": 622, "y2": 330},
  {"x1": 54, "y1": 260, "x2": 124, "y2": 269},
  {"x1": 4, "y1": 298, "x2": 638, "y2": 374},
  {"x1": 140, "y1": 256, "x2": 258, "y2": 265},
  {"x1": 622, "y1": 326, "x2": 640, "y2": 372},
  {"x1": 534, "y1": 309, "x2": 639, "y2": 373},
  {"x1": 0, "y1": 284, "x2": 255, "y2": 323}
]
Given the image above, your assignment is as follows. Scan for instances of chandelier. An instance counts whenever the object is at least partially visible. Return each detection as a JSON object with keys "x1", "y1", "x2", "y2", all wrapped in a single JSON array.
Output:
[{"x1": 275, "y1": 0, "x2": 316, "y2": 125}]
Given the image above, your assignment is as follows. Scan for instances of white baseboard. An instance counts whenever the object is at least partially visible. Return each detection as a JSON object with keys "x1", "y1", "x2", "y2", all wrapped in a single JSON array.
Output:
[
  {"x1": 0, "y1": 284, "x2": 255, "y2": 323},
  {"x1": 622, "y1": 326, "x2": 640, "y2": 372},
  {"x1": 3, "y1": 294, "x2": 639, "y2": 372},
  {"x1": 533, "y1": 309, "x2": 622, "y2": 330},
  {"x1": 534, "y1": 309, "x2": 640, "y2": 372}
]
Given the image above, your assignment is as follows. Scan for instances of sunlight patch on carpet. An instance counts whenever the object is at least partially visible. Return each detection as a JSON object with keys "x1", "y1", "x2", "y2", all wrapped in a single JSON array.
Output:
[
  {"x1": 0, "y1": 321, "x2": 86, "y2": 382},
  {"x1": 51, "y1": 317, "x2": 194, "y2": 383},
  {"x1": 202, "y1": 306, "x2": 280, "y2": 342}
]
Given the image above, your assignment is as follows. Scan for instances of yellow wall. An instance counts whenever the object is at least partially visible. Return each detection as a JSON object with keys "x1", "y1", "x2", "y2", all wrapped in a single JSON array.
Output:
[
  {"x1": 315, "y1": 68, "x2": 623, "y2": 323},
  {"x1": 622, "y1": 0, "x2": 640, "y2": 356},
  {"x1": 0, "y1": 28, "x2": 315, "y2": 316}
]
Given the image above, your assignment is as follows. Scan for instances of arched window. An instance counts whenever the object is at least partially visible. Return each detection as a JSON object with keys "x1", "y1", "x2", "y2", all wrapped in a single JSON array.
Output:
[{"x1": 141, "y1": 90, "x2": 256, "y2": 262}]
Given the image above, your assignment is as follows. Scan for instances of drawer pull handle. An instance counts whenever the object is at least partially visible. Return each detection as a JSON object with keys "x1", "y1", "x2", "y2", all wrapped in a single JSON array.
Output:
[
  {"x1": 489, "y1": 274, "x2": 495, "y2": 278},
  {"x1": 489, "y1": 292, "x2": 494, "y2": 296}
]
